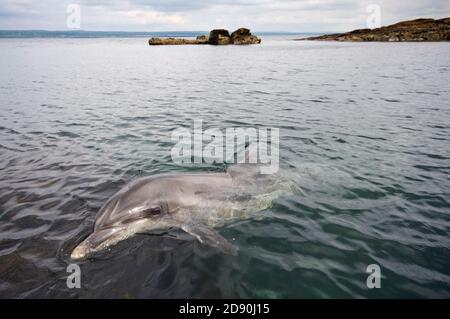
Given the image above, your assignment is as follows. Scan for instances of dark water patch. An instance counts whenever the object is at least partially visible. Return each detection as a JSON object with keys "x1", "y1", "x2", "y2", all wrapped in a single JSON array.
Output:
[
  {"x1": 334, "y1": 137, "x2": 347, "y2": 143},
  {"x1": 55, "y1": 131, "x2": 80, "y2": 138},
  {"x1": 354, "y1": 135, "x2": 388, "y2": 141},
  {"x1": 120, "y1": 116, "x2": 152, "y2": 121},
  {"x1": 308, "y1": 99, "x2": 330, "y2": 103},
  {"x1": 41, "y1": 104, "x2": 63, "y2": 109},
  {"x1": 382, "y1": 98, "x2": 402, "y2": 103},
  {"x1": 427, "y1": 124, "x2": 449, "y2": 129},
  {"x1": 0, "y1": 143, "x2": 24, "y2": 152}
]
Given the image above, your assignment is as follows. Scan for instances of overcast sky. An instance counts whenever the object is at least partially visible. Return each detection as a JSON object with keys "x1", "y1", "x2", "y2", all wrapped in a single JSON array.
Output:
[{"x1": 0, "y1": 0, "x2": 449, "y2": 32}]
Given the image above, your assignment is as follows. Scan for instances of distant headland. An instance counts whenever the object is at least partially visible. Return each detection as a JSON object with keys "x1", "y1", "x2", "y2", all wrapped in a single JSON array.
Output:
[
  {"x1": 149, "y1": 28, "x2": 261, "y2": 45},
  {"x1": 298, "y1": 17, "x2": 450, "y2": 42}
]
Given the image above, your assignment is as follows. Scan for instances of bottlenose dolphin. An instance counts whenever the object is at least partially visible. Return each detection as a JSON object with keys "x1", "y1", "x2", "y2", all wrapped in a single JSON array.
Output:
[{"x1": 70, "y1": 164, "x2": 297, "y2": 260}]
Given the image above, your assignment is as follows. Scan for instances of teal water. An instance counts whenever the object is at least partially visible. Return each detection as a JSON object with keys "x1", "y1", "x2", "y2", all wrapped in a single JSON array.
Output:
[{"x1": 0, "y1": 37, "x2": 449, "y2": 298}]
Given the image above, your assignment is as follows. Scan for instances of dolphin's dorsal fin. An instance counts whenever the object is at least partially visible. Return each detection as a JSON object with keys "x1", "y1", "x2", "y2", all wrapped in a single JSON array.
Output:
[{"x1": 181, "y1": 224, "x2": 238, "y2": 256}]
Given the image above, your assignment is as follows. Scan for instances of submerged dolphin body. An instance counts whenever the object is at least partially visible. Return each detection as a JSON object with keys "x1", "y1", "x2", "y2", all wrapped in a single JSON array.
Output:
[{"x1": 71, "y1": 165, "x2": 297, "y2": 260}]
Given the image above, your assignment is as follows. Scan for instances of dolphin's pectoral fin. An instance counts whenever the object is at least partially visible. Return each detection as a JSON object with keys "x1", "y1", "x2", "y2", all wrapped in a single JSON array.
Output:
[{"x1": 181, "y1": 224, "x2": 238, "y2": 256}]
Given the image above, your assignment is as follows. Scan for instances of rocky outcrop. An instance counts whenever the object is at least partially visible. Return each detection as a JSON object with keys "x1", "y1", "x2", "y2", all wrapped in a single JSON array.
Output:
[
  {"x1": 148, "y1": 37, "x2": 208, "y2": 45},
  {"x1": 149, "y1": 28, "x2": 261, "y2": 46},
  {"x1": 209, "y1": 29, "x2": 231, "y2": 45},
  {"x1": 230, "y1": 28, "x2": 261, "y2": 44},
  {"x1": 196, "y1": 35, "x2": 209, "y2": 42},
  {"x1": 299, "y1": 18, "x2": 450, "y2": 42}
]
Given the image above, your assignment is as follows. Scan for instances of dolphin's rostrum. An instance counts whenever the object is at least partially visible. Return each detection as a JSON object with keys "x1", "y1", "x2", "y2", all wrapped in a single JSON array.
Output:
[{"x1": 71, "y1": 164, "x2": 297, "y2": 260}]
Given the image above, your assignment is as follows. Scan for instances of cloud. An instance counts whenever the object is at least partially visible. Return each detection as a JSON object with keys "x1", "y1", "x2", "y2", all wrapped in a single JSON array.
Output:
[
  {"x1": 120, "y1": 9, "x2": 186, "y2": 25},
  {"x1": 0, "y1": 0, "x2": 449, "y2": 31}
]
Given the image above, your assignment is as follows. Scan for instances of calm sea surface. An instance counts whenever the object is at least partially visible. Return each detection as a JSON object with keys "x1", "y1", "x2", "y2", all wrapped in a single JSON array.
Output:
[{"x1": 0, "y1": 36, "x2": 449, "y2": 298}]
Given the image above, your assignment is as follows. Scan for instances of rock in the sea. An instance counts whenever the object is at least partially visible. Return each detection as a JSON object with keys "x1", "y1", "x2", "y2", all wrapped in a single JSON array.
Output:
[
  {"x1": 148, "y1": 28, "x2": 261, "y2": 46},
  {"x1": 230, "y1": 28, "x2": 261, "y2": 45},
  {"x1": 209, "y1": 29, "x2": 231, "y2": 45},
  {"x1": 196, "y1": 35, "x2": 209, "y2": 42},
  {"x1": 299, "y1": 18, "x2": 450, "y2": 42},
  {"x1": 148, "y1": 37, "x2": 208, "y2": 45}
]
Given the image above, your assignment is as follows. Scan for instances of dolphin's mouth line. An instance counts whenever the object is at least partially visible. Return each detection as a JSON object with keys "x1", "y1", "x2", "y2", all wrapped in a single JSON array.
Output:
[{"x1": 135, "y1": 230, "x2": 171, "y2": 237}]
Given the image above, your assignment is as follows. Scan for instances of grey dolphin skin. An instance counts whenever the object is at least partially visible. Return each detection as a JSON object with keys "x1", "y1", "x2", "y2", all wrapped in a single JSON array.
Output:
[{"x1": 71, "y1": 165, "x2": 297, "y2": 260}]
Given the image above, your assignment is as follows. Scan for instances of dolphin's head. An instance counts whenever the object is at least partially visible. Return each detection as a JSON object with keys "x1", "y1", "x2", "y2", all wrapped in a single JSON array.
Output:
[{"x1": 71, "y1": 179, "x2": 174, "y2": 260}]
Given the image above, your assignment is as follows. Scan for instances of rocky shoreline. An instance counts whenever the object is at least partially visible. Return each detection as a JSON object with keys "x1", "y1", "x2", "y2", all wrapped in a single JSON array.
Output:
[
  {"x1": 299, "y1": 18, "x2": 450, "y2": 42},
  {"x1": 149, "y1": 28, "x2": 261, "y2": 45}
]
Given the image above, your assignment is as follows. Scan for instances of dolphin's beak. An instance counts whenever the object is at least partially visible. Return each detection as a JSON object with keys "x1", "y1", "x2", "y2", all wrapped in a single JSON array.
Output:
[
  {"x1": 70, "y1": 238, "x2": 92, "y2": 261},
  {"x1": 70, "y1": 231, "x2": 107, "y2": 261},
  {"x1": 70, "y1": 227, "x2": 128, "y2": 261},
  {"x1": 70, "y1": 243, "x2": 88, "y2": 260}
]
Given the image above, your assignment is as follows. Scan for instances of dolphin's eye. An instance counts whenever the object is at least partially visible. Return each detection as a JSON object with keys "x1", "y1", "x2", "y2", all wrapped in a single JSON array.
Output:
[{"x1": 143, "y1": 206, "x2": 161, "y2": 216}]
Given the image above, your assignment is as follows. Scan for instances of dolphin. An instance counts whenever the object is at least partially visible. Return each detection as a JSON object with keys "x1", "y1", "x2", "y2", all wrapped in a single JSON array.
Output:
[{"x1": 70, "y1": 164, "x2": 297, "y2": 260}]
